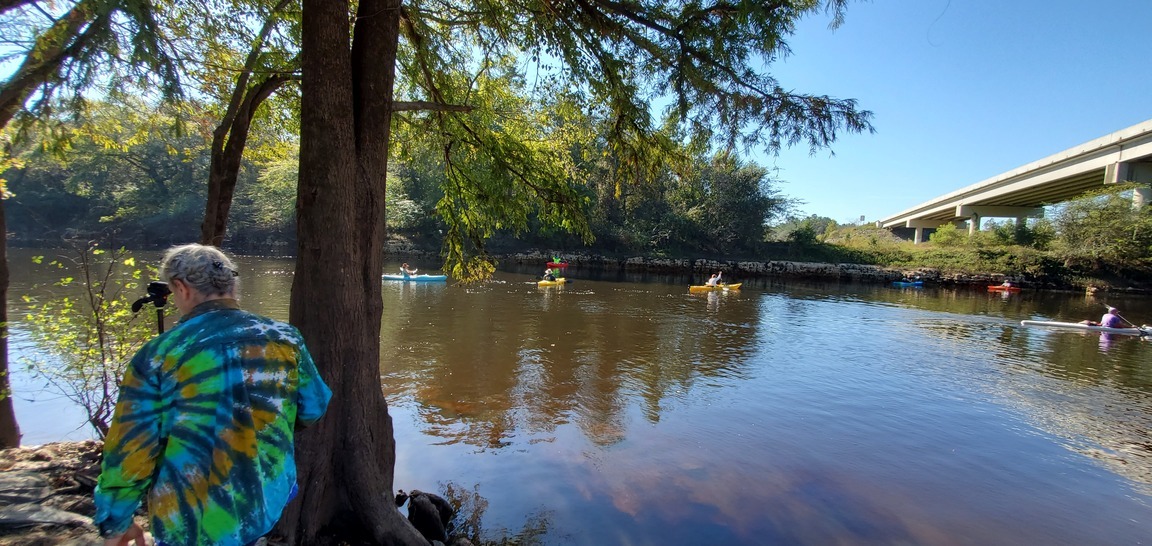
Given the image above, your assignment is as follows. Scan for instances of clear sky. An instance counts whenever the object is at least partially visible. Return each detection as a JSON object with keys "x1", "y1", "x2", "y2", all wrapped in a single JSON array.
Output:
[{"x1": 761, "y1": 0, "x2": 1152, "y2": 225}]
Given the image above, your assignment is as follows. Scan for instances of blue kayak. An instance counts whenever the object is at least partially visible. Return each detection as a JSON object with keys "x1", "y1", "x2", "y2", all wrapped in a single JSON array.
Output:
[
  {"x1": 892, "y1": 280, "x2": 923, "y2": 287},
  {"x1": 382, "y1": 274, "x2": 447, "y2": 282}
]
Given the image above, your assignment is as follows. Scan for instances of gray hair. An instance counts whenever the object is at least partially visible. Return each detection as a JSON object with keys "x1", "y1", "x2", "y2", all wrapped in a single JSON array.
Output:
[{"x1": 159, "y1": 244, "x2": 240, "y2": 297}]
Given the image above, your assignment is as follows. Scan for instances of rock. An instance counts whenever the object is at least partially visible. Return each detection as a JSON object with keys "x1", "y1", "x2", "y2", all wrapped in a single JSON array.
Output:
[
  {"x1": 0, "y1": 471, "x2": 51, "y2": 505},
  {"x1": 0, "y1": 503, "x2": 91, "y2": 528},
  {"x1": 0, "y1": 443, "x2": 104, "y2": 545},
  {"x1": 407, "y1": 489, "x2": 453, "y2": 543}
]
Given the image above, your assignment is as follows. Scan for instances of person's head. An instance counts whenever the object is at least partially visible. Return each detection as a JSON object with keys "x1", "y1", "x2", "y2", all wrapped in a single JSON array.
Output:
[
  {"x1": 159, "y1": 244, "x2": 239, "y2": 313},
  {"x1": 1108, "y1": 307, "x2": 1119, "y2": 315},
  {"x1": 402, "y1": 263, "x2": 409, "y2": 268}
]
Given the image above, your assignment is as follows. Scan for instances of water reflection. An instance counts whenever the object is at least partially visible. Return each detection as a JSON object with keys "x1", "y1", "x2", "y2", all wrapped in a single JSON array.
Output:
[
  {"x1": 380, "y1": 275, "x2": 761, "y2": 452},
  {"x1": 9, "y1": 249, "x2": 1152, "y2": 544}
]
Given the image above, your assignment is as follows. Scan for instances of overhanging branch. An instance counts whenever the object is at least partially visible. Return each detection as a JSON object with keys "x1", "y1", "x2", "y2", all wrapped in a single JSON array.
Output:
[{"x1": 391, "y1": 101, "x2": 472, "y2": 113}]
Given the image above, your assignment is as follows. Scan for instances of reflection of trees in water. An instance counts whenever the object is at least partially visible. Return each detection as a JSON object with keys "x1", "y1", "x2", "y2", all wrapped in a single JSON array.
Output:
[
  {"x1": 380, "y1": 283, "x2": 760, "y2": 449},
  {"x1": 440, "y1": 481, "x2": 554, "y2": 545}
]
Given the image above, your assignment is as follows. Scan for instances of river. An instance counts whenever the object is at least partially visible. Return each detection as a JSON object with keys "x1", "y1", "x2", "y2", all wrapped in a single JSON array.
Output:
[{"x1": 9, "y1": 248, "x2": 1152, "y2": 545}]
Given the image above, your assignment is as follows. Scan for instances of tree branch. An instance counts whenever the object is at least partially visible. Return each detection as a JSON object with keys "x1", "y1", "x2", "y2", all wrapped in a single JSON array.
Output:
[{"x1": 391, "y1": 101, "x2": 471, "y2": 112}]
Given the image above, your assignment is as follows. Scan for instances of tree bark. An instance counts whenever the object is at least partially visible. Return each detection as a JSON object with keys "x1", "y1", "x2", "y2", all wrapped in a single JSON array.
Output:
[
  {"x1": 279, "y1": 0, "x2": 425, "y2": 543},
  {"x1": 0, "y1": 198, "x2": 21, "y2": 448}
]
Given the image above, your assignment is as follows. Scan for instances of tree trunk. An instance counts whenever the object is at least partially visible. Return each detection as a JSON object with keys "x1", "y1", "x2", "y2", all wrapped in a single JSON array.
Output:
[
  {"x1": 200, "y1": 76, "x2": 289, "y2": 247},
  {"x1": 278, "y1": 0, "x2": 424, "y2": 543},
  {"x1": 0, "y1": 198, "x2": 22, "y2": 447}
]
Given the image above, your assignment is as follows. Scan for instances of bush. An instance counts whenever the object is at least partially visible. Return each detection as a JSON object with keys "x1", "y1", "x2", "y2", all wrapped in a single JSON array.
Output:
[
  {"x1": 928, "y1": 223, "x2": 967, "y2": 247},
  {"x1": 1050, "y1": 184, "x2": 1152, "y2": 268},
  {"x1": 20, "y1": 245, "x2": 158, "y2": 438}
]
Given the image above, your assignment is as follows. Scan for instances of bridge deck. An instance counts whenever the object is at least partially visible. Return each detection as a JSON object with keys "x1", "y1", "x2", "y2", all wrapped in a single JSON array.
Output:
[{"x1": 878, "y1": 119, "x2": 1152, "y2": 229}]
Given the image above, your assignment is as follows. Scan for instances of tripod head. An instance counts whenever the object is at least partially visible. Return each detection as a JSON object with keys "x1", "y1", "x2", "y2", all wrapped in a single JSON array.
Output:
[{"x1": 131, "y1": 281, "x2": 171, "y2": 313}]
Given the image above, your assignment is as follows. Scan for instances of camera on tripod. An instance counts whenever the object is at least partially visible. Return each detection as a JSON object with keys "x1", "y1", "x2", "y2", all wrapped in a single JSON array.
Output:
[{"x1": 131, "y1": 281, "x2": 171, "y2": 313}]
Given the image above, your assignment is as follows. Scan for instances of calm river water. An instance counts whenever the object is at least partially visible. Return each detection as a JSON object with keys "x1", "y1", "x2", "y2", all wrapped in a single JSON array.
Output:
[{"x1": 10, "y1": 249, "x2": 1152, "y2": 545}]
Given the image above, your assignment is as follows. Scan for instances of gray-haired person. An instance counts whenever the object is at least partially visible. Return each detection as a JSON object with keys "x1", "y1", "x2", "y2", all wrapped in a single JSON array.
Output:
[{"x1": 95, "y1": 243, "x2": 332, "y2": 546}]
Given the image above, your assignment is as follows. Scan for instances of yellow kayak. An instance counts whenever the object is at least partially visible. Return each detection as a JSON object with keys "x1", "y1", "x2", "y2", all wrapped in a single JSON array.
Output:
[
  {"x1": 538, "y1": 277, "x2": 568, "y2": 287},
  {"x1": 689, "y1": 283, "x2": 741, "y2": 293}
]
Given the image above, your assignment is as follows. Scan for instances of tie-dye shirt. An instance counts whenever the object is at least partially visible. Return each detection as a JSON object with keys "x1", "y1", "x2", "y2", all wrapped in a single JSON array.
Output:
[{"x1": 95, "y1": 299, "x2": 332, "y2": 546}]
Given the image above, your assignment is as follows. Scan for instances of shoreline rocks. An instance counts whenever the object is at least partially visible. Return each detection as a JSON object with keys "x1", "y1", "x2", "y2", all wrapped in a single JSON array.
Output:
[
  {"x1": 0, "y1": 441, "x2": 103, "y2": 546},
  {"x1": 0, "y1": 442, "x2": 474, "y2": 546},
  {"x1": 498, "y1": 250, "x2": 1064, "y2": 289}
]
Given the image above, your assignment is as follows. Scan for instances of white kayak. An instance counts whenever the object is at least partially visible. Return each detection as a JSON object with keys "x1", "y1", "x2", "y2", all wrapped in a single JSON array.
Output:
[
  {"x1": 382, "y1": 274, "x2": 447, "y2": 282},
  {"x1": 1019, "y1": 320, "x2": 1150, "y2": 336}
]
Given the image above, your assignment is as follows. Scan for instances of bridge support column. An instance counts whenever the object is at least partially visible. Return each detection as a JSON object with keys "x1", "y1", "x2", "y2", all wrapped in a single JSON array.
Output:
[
  {"x1": 1105, "y1": 161, "x2": 1152, "y2": 208},
  {"x1": 905, "y1": 220, "x2": 943, "y2": 244},
  {"x1": 1104, "y1": 161, "x2": 1131, "y2": 185},
  {"x1": 1134, "y1": 187, "x2": 1151, "y2": 208},
  {"x1": 968, "y1": 213, "x2": 980, "y2": 236}
]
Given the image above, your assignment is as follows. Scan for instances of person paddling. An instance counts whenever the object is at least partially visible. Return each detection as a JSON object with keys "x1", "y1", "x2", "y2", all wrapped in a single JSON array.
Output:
[
  {"x1": 705, "y1": 272, "x2": 723, "y2": 286},
  {"x1": 400, "y1": 263, "x2": 418, "y2": 278},
  {"x1": 1081, "y1": 307, "x2": 1134, "y2": 328}
]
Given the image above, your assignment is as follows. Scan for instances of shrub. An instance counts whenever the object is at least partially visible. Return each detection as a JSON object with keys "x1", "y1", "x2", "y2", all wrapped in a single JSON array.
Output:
[{"x1": 20, "y1": 245, "x2": 158, "y2": 438}]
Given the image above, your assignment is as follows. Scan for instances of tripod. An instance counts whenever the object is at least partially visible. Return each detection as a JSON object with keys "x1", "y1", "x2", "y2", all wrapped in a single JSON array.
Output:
[{"x1": 131, "y1": 281, "x2": 172, "y2": 334}]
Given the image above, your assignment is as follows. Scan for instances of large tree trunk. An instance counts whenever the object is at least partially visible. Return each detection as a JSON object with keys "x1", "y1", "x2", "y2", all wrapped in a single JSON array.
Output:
[
  {"x1": 200, "y1": 75, "x2": 289, "y2": 247},
  {"x1": 278, "y1": 0, "x2": 425, "y2": 543},
  {"x1": 0, "y1": 198, "x2": 20, "y2": 448}
]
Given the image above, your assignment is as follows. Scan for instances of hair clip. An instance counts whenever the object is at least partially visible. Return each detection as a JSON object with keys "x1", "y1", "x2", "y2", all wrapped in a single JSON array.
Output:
[{"x1": 213, "y1": 260, "x2": 239, "y2": 277}]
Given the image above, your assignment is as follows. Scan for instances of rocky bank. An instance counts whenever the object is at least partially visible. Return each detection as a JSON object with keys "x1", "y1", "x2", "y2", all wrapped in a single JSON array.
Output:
[{"x1": 0, "y1": 442, "x2": 471, "y2": 546}]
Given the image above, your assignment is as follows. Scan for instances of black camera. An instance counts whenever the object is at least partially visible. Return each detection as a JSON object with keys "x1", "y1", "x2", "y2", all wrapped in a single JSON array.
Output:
[{"x1": 131, "y1": 281, "x2": 171, "y2": 312}]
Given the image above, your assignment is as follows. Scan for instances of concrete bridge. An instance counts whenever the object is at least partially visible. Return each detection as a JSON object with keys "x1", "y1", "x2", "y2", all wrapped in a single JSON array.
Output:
[{"x1": 878, "y1": 118, "x2": 1152, "y2": 243}]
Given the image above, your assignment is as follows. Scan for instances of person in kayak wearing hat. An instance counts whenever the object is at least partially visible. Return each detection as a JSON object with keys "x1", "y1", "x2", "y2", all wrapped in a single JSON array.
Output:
[{"x1": 1081, "y1": 307, "x2": 1134, "y2": 328}]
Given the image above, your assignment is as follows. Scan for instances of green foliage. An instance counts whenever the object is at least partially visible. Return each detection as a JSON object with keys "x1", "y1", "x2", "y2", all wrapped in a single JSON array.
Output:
[
  {"x1": 390, "y1": 56, "x2": 595, "y2": 272},
  {"x1": 678, "y1": 152, "x2": 784, "y2": 253},
  {"x1": 6, "y1": 99, "x2": 208, "y2": 244},
  {"x1": 20, "y1": 245, "x2": 157, "y2": 438},
  {"x1": 1051, "y1": 184, "x2": 1152, "y2": 267},
  {"x1": 1, "y1": 0, "x2": 183, "y2": 128},
  {"x1": 227, "y1": 150, "x2": 297, "y2": 248},
  {"x1": 774, "y1": 215, "x2": 838, "y2": 244},
  {"x1": 928, "y1": 223, "x2": 967, "y2": 247}
]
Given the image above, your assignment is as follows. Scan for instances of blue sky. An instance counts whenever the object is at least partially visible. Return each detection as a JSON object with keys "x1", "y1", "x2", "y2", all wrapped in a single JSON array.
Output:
[{"x1": 762, "y1": 0, "x2": 1152, "y2": 224}]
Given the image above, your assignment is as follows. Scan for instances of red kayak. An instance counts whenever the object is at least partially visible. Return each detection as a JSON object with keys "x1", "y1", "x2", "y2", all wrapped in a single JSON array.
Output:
[
  {"x1": 546, "y1": 262, "x2": 568, "y2": 268},
  {"x1": 988, "y1": 285, "x2": 1021, "y2": 293}
]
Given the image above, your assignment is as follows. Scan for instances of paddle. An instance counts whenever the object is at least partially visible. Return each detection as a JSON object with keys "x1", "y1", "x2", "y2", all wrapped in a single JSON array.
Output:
[{"x1": 1102, "y1": 304, "x2": 1149, "y2": 335}]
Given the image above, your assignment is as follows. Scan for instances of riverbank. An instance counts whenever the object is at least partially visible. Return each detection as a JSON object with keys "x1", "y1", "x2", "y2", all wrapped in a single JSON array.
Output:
[
  {"x1": 11, "y1": 238, "x2": 1145, "y2": 293},
  {"x1": 0, "y1": 442, "x2": 471, "y2": 546},
  {"x1": 391, "y1": 245, "x2": 1146, "y2": 293}
]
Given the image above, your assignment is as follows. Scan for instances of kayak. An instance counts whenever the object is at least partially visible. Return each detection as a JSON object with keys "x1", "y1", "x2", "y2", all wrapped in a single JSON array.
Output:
[
  {"x1": 1020, "y1": 320, "x2": 1150, "y2": 336},
  {"x1": 892, "y1": 280, "x2": 923, "y2": 287},
  {"x1": 546, "y1": 262, "x2": 569, "y2": 268},
  {"x1": 538, "y1": 277, "x2": 567, "y2": 286},
  {"x1": 382, "y1": 274, "x2": 447, "y2": 282},
  {"x1": 988, "y1": 285, "x2": 1021, "y2": 292},
  {"x1": 688, "y1": 283, "x2": 742, "y2": 293}
]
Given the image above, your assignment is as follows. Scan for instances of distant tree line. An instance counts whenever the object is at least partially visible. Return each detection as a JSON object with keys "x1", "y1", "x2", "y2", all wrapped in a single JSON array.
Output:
[{"x1": 6, "y1": 99, "x2": 797, "y2": 257}]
